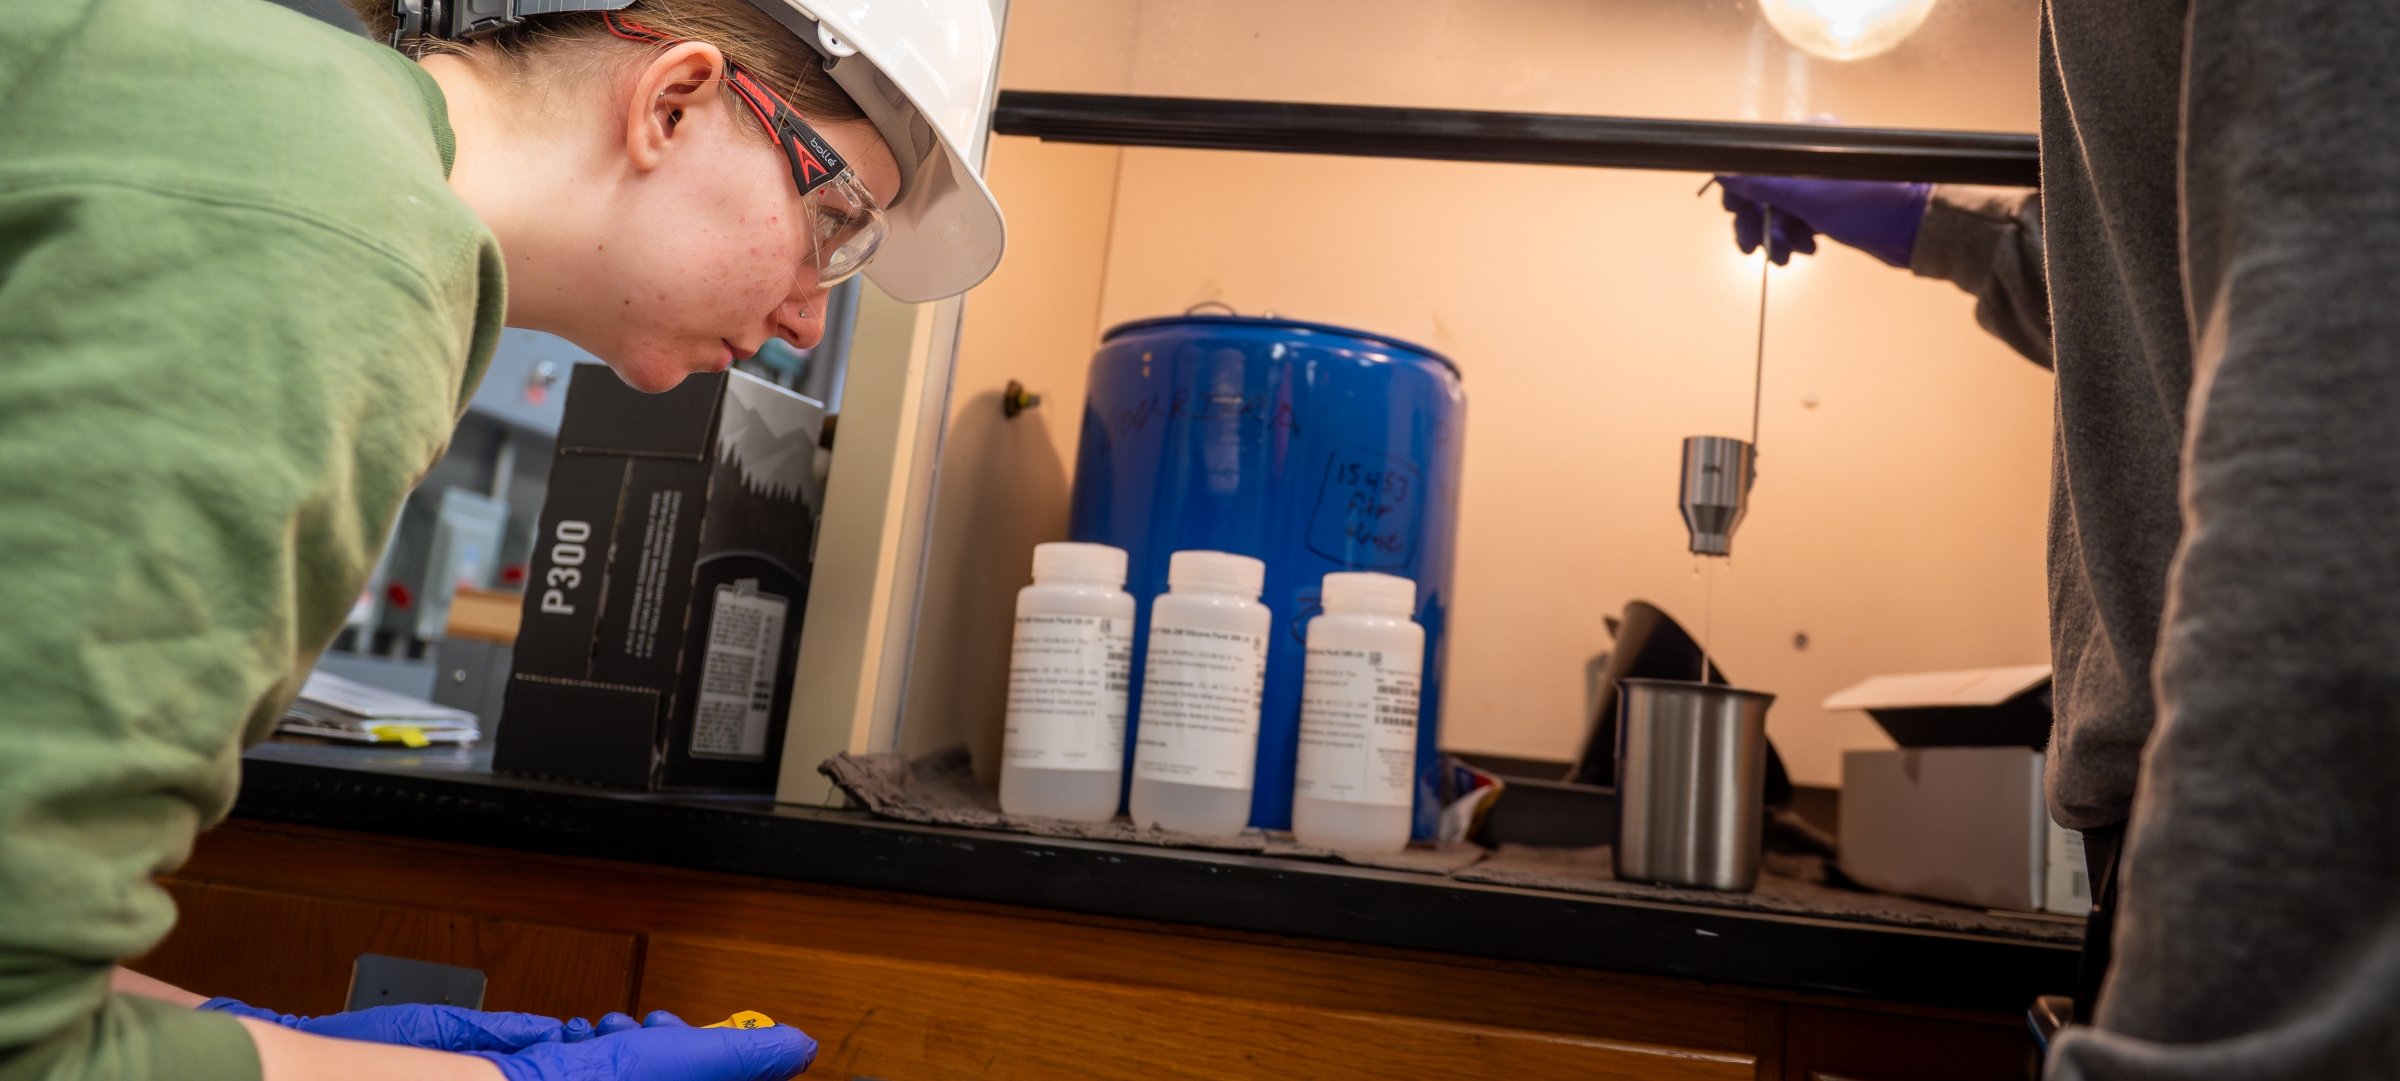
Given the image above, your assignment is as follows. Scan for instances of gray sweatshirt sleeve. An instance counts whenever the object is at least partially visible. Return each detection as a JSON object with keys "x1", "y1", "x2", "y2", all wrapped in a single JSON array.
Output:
[
  {"x1": 1908, "y1": 185, "x2": 2052, "y2": 368},
  {"x1": 2049, "y1": 0, "x2": 2400, "y2": 1076}
]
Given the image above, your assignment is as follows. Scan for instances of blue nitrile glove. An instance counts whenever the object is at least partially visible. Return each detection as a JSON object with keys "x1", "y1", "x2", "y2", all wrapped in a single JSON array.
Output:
[
  {"x1": 198, "y1": 997, "x2": 631, "y2": 1052},
  {"x1": 1716, "y1": 175, "x2": 1932, "y2": 267},
  {"x1": 473, "y1": 1011, "x2": 818, "y2": 1081}
]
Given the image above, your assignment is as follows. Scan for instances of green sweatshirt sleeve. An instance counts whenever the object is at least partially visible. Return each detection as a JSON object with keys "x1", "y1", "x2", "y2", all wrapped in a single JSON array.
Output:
[
  {"x1": 4, "y1": 987, "x2": 256, "y2": 1081},
  {"x1": 0, "y1": 174, "x2": 498, "y2": 1078}
]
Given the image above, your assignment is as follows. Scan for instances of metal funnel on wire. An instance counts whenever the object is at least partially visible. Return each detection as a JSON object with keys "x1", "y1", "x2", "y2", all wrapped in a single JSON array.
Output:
[
  {"x1": 1679, "y1": 209, "x2": 1775, "y2": 558},
  {"x1": 1681, "y1": 436, "x2": 1755, "y2": 556}
]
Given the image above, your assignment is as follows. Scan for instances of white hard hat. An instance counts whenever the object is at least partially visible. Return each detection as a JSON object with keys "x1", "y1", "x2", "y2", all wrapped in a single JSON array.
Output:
[
  {"x1": 395, "y1": 0, "x2": 1007, "y2": 301},
  {"x1": 740, "y1": 0, "x2": 1007, "y2": 301}
]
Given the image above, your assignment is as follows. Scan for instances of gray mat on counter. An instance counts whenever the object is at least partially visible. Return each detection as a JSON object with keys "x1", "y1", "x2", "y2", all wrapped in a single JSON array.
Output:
[
  {"x1": 820, "y1": 748, "x2": 1485, "y2": 875},
  {"x1": 1459, "y1": 845, "x2": 2084, "y2": 944},
  {"x1": 822, "y1": 750, "x2": 2083, "y2": 944}
]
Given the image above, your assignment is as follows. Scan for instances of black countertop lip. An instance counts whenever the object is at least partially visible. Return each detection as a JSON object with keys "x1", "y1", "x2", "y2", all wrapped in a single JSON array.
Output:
[{"x1": 232, "y1": 742, "x2": 2075, "y2": 1014}]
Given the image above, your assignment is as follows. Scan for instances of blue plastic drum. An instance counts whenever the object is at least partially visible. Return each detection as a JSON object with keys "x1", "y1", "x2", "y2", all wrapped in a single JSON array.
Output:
[{"x1": 1068, "y1": 314, "x2": 1465, "y2": 836}]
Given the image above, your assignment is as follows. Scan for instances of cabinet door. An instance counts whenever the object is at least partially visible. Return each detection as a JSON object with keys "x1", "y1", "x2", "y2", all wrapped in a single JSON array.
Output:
[
  {"x1": 1783, "y1": 1004, "x2": 2031, "y2": 1081},
  {"x1": 639, "y1": 933, "x2": 1756, "y2": 1081},
  {"x1": 134, "y1": 879, "x2": 638, "y2": 1019}
]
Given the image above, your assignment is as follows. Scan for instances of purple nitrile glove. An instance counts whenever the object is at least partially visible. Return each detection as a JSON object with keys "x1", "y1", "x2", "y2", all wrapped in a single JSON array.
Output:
[
  {"x1": 198, "y1": 997, "x2": 623, "y2": 1052},
  {"x1": 1715, "y1": 175, "x2": 1932, "y2": 268},
  {"x1": 472, "y1": 1010, "x2": 818, "y2": 1081}
]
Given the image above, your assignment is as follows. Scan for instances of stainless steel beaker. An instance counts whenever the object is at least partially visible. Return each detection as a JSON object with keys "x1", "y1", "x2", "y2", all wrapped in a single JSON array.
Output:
[{"x1": 1614, "y1": 678, "x2": 1773, "y2": 891}]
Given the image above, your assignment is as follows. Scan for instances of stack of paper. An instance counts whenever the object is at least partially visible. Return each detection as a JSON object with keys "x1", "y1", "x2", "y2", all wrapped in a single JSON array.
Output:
[{"x1": 279, "y1": 671, "x2": 481, "y2": 748}]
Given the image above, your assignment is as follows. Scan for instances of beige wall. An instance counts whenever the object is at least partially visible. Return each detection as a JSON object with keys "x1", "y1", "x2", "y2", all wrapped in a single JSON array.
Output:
[
  {"x1": 895, "y1": 2, "x2": 1137, "y2": 775},
  {"x1": 907, "y1": 0, "x2": 2052, "y2": 787}
]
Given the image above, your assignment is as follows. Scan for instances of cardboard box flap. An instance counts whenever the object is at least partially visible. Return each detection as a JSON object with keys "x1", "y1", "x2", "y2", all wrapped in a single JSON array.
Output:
[
  {"x1": 1823, "y1": 665, "x2": 2052, "y2": 711},
  {"x1": 1823, "y1": 664, "x2": 2054, "y2": 750},
  {"x1": 556, "y1": 365, "x2": 725, "y2": 459}
]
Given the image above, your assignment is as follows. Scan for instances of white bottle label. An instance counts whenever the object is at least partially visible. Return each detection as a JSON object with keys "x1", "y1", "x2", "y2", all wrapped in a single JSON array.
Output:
[
  {"x1": 1003, "y1": 613, "x2": 1133, "y2": 770},
  {"x1": 1133, "y1": 625, "x2": 1268, "y2": 789},
  {"x1": 691, "y1": 582, "x2": 787, "y2": 760},
  {"x1": 1294, "y1": 646, "x2": 1422, "y2": 806}
]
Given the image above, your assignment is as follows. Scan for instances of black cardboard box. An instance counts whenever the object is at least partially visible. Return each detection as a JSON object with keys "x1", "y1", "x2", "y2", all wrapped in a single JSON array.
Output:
[{"x1": 496, "y1": 365, "x2": 825, "y2": 791}]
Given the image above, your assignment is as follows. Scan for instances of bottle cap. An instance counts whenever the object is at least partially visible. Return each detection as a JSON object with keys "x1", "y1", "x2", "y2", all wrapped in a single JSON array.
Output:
[
  {"x1": 1167, "y1": 550, "x2": 1265, "y2": 598},
  {"x1": 1321, "y1": 572, "x2": 1416, "y2": 616},
  {"x1": 1030, "y1": 542, "x2": 1127, "y2": 585}
]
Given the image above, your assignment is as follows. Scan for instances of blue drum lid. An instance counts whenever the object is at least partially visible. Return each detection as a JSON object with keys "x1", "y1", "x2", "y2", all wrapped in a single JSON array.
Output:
[{"x1": 1100, "y1": 314, "x2": 1462, "y2": 381}]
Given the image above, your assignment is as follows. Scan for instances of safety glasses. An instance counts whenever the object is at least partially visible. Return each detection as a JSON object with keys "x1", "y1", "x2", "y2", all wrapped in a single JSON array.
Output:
[{"x1": 605, "y1": 13, "x2": 889, "y2": 287}]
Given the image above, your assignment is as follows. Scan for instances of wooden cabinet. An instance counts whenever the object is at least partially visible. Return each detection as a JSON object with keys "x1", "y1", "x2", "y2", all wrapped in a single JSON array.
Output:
[
  {"x1": 135, "y1": 879, "x2": 637, "y2": 1020},
  {"x1": 1781, "y1": 1005, "x2": 2032, "y2": 1081},
  {"x1": 146, "y1": 821, "x2": 2027, "y2": 1080},
  {"x1": 640, "y1": 933, "x2": 1753, "y2": 1080}
]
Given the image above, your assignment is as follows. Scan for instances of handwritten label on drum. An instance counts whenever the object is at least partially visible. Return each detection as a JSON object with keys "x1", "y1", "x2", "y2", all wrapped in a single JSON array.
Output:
[
  {"x1": 1099, "y1": 387, "x2": 1302, "y2": 442},
  {"x1": 1306, "y1": 451, "x2": 1420, "y2": 568}
]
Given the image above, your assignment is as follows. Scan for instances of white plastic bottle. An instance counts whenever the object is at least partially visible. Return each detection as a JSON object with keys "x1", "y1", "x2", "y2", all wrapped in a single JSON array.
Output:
[
  {"x1": 1292, "y1": 572, "x2": 1424, "y2": 854},
  {"x1": 999, "y1": 542, "x2": 1136, "y2": 821},
  {"x1": 1129, "y1": 551, "x2": 1271, "y2": 836}
]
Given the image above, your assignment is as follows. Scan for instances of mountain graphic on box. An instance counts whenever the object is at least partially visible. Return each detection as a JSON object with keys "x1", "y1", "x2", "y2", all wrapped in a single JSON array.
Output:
[
  {"x1": 702, "y1": 375, "x2": 823, "y2": 567},
  {"x1": 704, "y1": 446, "x2": 817, "y2": 565},
  {"x1": 715, "y1": 376, "x2": 821, "y2": 504}
]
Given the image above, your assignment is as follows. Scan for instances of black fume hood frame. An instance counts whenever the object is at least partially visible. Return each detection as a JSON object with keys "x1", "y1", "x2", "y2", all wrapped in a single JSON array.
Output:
[{"x1": 993, "y1": 91, "x2": 2039, "y2": 187}]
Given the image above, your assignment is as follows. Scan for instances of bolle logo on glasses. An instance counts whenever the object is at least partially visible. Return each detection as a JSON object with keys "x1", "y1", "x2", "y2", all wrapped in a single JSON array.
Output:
[
  {"x1": 785, "y1": 121, "x2": 851, "y2": 195},
  {"x1": 794, "y1": 148, "x2": 834, "y2": 189}
]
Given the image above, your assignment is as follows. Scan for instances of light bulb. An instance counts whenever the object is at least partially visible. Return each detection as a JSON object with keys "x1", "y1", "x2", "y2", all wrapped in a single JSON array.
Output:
[{"x1": 1759, "y1": 0, "x2": 1938, "y2": 61}]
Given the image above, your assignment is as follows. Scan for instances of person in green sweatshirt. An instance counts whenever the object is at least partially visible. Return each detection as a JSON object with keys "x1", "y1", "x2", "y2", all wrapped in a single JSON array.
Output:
[{"x1": 0, "y1": 1, "x2": 1004, "y2": 1078}]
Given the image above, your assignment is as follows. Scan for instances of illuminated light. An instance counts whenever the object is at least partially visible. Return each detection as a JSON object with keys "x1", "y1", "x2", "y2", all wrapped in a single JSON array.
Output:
[{"x1": 1759, "y1": 0, "x2": 1938, "y2": 61}]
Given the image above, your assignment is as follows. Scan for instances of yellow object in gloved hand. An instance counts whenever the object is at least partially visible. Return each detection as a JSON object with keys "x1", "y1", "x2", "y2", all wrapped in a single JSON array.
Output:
[{"x1": 473, "y1": 1008, "x2": 814, "y2": 1079}]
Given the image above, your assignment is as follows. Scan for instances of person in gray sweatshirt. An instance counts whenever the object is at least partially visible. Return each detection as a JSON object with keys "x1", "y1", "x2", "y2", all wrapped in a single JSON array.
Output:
[{"x1": 1715, "y1": 2, "x2": 2400, "y2": 1076}]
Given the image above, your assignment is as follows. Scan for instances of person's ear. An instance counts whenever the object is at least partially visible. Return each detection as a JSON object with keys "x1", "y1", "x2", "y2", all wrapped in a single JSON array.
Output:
[{"x1": 624, "y1": 41, "x2": 728, "y2": 173}]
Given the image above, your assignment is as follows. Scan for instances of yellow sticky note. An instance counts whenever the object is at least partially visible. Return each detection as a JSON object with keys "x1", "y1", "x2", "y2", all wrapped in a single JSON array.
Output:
[
  {"x1": 366, "y1": 724, "x2": 432, "y2": 748},
  {"x1": 706, "y1": 1010, "x2": 775, "y2": 1030}
]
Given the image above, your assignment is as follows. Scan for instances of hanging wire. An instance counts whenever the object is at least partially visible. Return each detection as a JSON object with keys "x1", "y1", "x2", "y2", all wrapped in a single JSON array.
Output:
[
  {"x1": 1750, "y1": 219, "x2": 1771, "y2": 449},
  {"x1": 1698, "y1": 178, "x2": 1773, "y2": 449}
]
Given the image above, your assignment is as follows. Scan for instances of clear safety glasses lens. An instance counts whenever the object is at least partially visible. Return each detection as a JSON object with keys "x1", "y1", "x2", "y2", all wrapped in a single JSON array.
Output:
[{"x1": 806, "y1": 172, "x2": 888, "y2": 287}]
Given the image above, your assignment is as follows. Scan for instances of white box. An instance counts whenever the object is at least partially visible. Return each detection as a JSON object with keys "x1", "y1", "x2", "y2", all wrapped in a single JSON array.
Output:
[
  {"x1": 1839, "y1": 747, "x2": 2090, "y2": 914},
  {"x1": 1826, "y1": 665, "x2": 2088, "y2": 916},
  {"x1": 2045, "y1": 816, "x2": 2090, "y2": 915}
]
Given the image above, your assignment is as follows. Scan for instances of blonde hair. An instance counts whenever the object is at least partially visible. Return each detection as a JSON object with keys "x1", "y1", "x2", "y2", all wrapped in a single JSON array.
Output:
[{"x1": 345, "y1": 1, "x2": 865, "y2": 132}]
